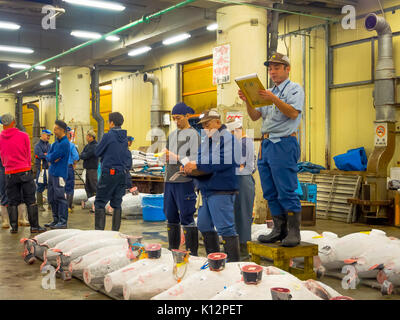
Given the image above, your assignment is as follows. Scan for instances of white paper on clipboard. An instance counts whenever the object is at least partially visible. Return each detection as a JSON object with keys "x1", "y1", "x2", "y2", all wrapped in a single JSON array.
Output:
[{"x1": 38, "y1": 170, "x2": 45, "y2": 184}]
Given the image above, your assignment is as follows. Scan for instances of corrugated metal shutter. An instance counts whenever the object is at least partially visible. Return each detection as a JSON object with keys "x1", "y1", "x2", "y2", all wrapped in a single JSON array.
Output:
[{"x1": 182, "y1": 57, "x2": 217, "y2": 114}]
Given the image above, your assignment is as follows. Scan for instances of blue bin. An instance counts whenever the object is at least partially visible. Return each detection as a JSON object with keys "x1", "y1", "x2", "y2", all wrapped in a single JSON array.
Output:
[
  {"x1": 295, "y1": 178, "x2": 303, "y2": 197},
  {"x1": 142, "y1": 194, "x2": 165, "y2": 222}
]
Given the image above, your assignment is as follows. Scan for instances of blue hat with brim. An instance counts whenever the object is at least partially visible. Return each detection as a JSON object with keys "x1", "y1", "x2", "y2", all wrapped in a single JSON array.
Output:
[
  {"x1": 128, "y1": 136, "x2": 134, "y2": 142},
  {"x1": 42, "y1": 129, "x2": 53, "y2": 135},
  {"x1": 67, "y1": 127, "x2": 72, "y2": 132}
]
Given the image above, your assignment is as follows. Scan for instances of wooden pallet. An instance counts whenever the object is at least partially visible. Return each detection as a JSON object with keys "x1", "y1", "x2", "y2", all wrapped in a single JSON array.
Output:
[
  {"x1": 247, "y1": 241, "x2": 318, "y2": 280},
  {"x1": 298, "y1": 172, "x2": 362, "y2": 223}
]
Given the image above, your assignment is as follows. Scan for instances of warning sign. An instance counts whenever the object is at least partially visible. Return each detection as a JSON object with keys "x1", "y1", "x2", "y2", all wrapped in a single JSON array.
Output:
[{"x1": 374, "y1": 123, "x2": 387, "y2": 147}]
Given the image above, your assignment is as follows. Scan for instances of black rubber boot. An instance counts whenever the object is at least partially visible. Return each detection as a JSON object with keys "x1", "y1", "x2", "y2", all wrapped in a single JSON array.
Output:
[
  {"x1": 112, "y1": 208, "x2": 122, "y2": 231},
  {"x1": 239, "y1": 243, "x2": 250, "y2": 261},
  {"x1": 281, "y1": 212, "x2": 301, "y2": 247},
  {"x1": 222, "y1": 235, "x2": 240, "y2": 262},
  {"x1": 201, "y1": 231, "x2": 220, "y2": 255},
  {"x1": 27, "y1": 204, "x2": 47, "y2": 234},
  {"x1": 7, "y1": 206, "x2": 18, "y2": 234},
  {"x1": 183, "y1": 226, "x2": 199, "y2": 256},
  {"x1": 95, "y1": 208, "x2": 106, "y2": 230},
  {"x1": 167, "y1": 223, "x2": 181, "y2": 250},
  {"x1": 37, "y1": 193, "x2": 45, "y2": 212},
  {"x1": 258, "y1": 214, "x2": 288, "y2": 243}
]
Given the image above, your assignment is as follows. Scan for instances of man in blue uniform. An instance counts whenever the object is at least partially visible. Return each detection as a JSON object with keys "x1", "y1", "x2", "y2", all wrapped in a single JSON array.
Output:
[
  {"x1": 66, "y1": 127, "x2": 80, "y2": 213},
  {"x1": 34, "y1": 129, "x2": 52, "y2": 211},
  {"x1": 45, "y1": 120, "x2": 71, "y2": 229},
  {"x1": 183, "y1": 109, "x2": 241, "y2": 262},
  {"x1": 94, "y1": 112, "x2": 132, "y2": 231},
  {"x1": 239, "y1": 52, "x2": 305, "y2": 247},
  {"x1": 125, "y1": 136, "x2": 134, "y2": 190},
  {"x1": 164, "y1": 103, "x2": 200, "y2": 255}
]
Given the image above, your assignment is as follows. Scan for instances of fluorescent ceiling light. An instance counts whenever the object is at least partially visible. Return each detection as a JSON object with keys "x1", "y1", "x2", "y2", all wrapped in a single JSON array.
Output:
[
  {"x1": 207, "y1": 23, "x2": 218, "y2": 31},
  {"x1": 9, "y1": 63, "x2": 31, "y2": 69},
  {"x1": 63, "y1": 0, "x2": 125, "y2": 11},
  {"x1": 17, "y1": 90, "x2": 22, "y2": 94},
  {"x1": 71, "y1": 30, "x2": 102, "y2": 39},
  {"x1": 0, "y1": 45, "x2": 33, "y2": 54},
  {"x1": 162, "y1": 33, "x2": 191, "y2": 46},
  {"x1": 128, "y1": 46, "x2": 152, "y2": 57},
  {"x1": 100, "y1": 85, "x2": 112, "y2": 90},
  {"x1": 40, "y1": 79, "x2": 54, "y2": 86},
  {"x1": 35, "y1": 65, "x2": 46, "y2": 70},
  {"x1": 0, "y1": 21, "x2": 21, "y2": 30},
  {"x1": 106, "y1": 35, "x2": 120, "y2": 42}
]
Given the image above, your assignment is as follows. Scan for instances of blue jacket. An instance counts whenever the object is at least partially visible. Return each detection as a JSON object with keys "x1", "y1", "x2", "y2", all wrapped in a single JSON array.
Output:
[
  {"x1": 68, "y1": 142, "x2": 80, "y2": 166},
  {"x1": 194, "y1": 124, "x2": 240, "y2": 196},
  {"x1": 95, "y1": 127, "x2": 132, "y2": 173},
  {"x1": 34, "y1": 139, "x2": 51, "y2": 170},
  {"x1": 46, "y1": 135, "x2": 70, "y2": 180}
]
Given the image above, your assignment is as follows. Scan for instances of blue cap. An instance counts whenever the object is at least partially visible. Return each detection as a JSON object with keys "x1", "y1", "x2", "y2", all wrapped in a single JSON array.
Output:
[
  {"x1": 67, "y1": 126, "x2": 72, "y2": 132},
  {"x1": 128, "y1": 136, "x2": 134, "y2": 142},
  {"x1": 42, "y1": 129, "x2": 53, "y2": 135},
  {"x1": 171, "y1": 102, "x2": 195, "y2": 115}
]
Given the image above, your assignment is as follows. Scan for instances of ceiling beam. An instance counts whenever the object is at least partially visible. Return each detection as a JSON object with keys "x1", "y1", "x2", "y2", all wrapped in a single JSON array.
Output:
[{"x1": 277, "y1": 3, "x2": 341, "y2": 16}]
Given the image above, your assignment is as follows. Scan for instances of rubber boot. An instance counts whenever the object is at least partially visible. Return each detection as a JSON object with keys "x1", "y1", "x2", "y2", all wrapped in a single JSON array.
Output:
[
  {"x1": 281, "y1": 212, "x2": 301, "y2": 247},
  {"x1": 201, "y1": 231, "x2": 220, "y2": 255},
  {"x1": 257, "y1": 214, "x2": 288, "y2": 243},
  {"x1": 167, "y1": 223, "x2": 181, "y2": 250},
  {"x1": 7, "y1": 205, "x2": 18, "y2": 234},
  {"x1": 112, "y1": 208, "x2": 122, "y2": 231},
  {"x1": 27, "y1": 204, "x2": 47, "y2": 234},
  {"x1": 67, "y1": 194, "x2": 74, "y2": 213},
  {"x1": 44, "y1": 202, "x2": 58, "y2": 228},
  {"x1": 95, "y1": 208, "x2": 106, "y2": 230},
  {"x1": 183, "y1": 226, "x2": 199, "y2": 256},
  {"x1": 1, "y1": 206, "x2": 10, "y2": 229},
  {"x1": 51, "y1": 202, "x2": 68, "y2": 229},
  {"x1": 222, "y1": 235, "x2": 240, "y2": 262},
  {"x1": 37, "y1": 192, "x2": 46, "y2": 212},
  {"x1": 239, "y1": 243, "x2": 250, "y2": 261},
  {"x1": 18, "y1": 204, "x2": 30, "y2": 227}
]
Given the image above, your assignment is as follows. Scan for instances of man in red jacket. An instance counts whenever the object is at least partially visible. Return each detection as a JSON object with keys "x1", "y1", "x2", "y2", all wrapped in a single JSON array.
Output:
[{"x1": 0, "y1": 114, "x2": 46, "y2": 234}]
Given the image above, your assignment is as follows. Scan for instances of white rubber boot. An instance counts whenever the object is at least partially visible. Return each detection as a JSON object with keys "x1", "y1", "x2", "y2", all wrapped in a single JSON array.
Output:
[
  {"x1": 1, "y1": 205, "x2": 10, "y2": 229},
  {"x1": 18, "y1": 204, "x2": 30, "y2": 227}
]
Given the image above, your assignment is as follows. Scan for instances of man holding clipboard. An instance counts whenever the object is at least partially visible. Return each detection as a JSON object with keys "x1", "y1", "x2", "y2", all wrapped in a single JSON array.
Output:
[{"x1": 238, "y1": 52, "x2": 304, "y2": 247}]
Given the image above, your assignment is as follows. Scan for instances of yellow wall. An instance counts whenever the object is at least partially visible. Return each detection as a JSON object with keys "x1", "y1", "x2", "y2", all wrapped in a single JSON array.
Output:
[{"x1": 277, "y1": 1, "x2": 400, "y2": 171}]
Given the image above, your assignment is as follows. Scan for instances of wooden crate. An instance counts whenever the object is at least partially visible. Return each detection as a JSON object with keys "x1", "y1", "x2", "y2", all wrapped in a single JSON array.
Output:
[
  {"x1": 300, "y1": 201, "x2": 316, "y2": 226},
  {"x1": 247, "y1": 241, "x2": 318, "y2": 280}
]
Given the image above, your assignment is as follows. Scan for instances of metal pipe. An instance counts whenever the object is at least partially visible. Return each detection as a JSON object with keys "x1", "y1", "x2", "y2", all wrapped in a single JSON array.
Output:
[
  {"x1": 325, "y1": 23, "x2": 331, "y2": 169},
  {"x1": 91, "y1": 67, "x2": 105, "y2": 142},
  {"x1": 365, "y1": 13, "x2": 396, "y2": 123},
  {"x1": 143, "y1": 73, "x2": 162, "y2": 112},
  {"x1": 27, "y1": 103, "x2": 40, "y2": 147},
  {"x1": 55, "y1": 71, "x2": 59, "y2": 121},
  {"x1": 308, "y1": 32, "x2": 311, "y2": 162},
  {"x1": 301, "y1": 34, "x2": 306, "y2": 162},
  {"x1": 0, "y1": 0, "x2": 198, "y2": 85},
  {"x1": 175, "y1": 63, "x2": 181, "y2": 104},
  {"x1": 15, "y1": 95, "x2": 25, "y2": 132}
]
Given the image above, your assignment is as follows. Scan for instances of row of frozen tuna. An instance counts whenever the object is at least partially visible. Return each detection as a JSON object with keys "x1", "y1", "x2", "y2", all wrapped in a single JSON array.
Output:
[
  {"x1": 252, "y1": 224, "x2": 400, "y2": 290},
  {"x1": 21, "y1": 229, "x2": 347, "y2": 300}
]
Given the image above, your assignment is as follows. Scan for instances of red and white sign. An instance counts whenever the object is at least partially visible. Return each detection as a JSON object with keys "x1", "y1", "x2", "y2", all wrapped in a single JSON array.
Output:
[
  {"x1": 213, "y1": 44, "x2": 230, "y2": 85},
  {"x1": 226, "y1": 111, "x2": 243, "y2": 122},
  {"x1": 374, "y1": 123, "x2": 387, "y2": 147}
]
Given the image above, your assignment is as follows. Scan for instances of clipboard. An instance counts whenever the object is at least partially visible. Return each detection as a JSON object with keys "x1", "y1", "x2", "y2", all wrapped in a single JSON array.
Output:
[{"x1": 235, "y1": 73, "x2": 273, "y2": 108}]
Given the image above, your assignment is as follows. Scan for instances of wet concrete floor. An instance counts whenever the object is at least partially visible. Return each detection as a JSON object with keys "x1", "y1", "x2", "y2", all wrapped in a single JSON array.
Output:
[{"x1": 1, "y1": 204, "x2": 400, "y2": 300}]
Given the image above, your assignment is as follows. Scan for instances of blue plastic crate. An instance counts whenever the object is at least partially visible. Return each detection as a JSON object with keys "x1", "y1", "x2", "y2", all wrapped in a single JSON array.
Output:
[
  {"x1": 300, "y1": 183, "x2": 317, "y2": 204},
  {"x1": 142, "y1": 194, "x2": 165, "y2": 222}
]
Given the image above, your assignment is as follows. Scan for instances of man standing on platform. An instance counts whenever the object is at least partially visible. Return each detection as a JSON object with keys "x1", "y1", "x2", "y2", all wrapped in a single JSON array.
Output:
[
  {"x1": 45, "y1": 120, "x2": 70, "y2": 229},
  {"x1": 34, "y1": 129, "x2": 52, "y2": 211},
  {"x1": 238, "y1": 52, "x2": 304, "y2": 247}
]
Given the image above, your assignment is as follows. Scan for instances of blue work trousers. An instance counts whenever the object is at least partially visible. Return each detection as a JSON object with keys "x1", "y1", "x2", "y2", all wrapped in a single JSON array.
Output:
[
  {"x1": 48, "y1": 174, "x2": 68, "y2": 225},
  {"x1": 35, "y1": 167, "x2": 48, "y2": 193},
  {"x1": 65, "y1": 165, "x2": 75, "y2": 195},
  {"x1": 94, "y1": 170, "x2": 126, "y2": 210}
]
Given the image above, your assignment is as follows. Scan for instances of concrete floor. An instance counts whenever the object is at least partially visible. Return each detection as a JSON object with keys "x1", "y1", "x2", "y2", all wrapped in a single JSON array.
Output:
[{"x1": 1, "y1": 206, "x2": 400, "y2": 300}]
